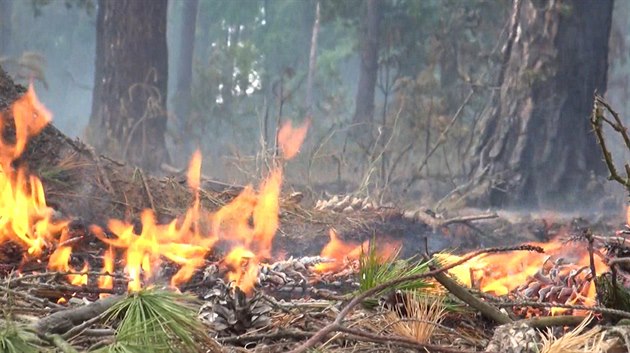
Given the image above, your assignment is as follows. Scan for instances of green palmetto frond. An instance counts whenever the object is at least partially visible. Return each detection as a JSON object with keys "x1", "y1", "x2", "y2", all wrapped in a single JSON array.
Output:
[{"x1": 99, "y1": 289, "x2": 217, "y2": 353}]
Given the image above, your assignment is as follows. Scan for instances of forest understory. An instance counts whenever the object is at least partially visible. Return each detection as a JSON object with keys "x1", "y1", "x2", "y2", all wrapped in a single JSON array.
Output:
[{"x1": 2, "y1": 59, "x2": 630, "y2": 353}]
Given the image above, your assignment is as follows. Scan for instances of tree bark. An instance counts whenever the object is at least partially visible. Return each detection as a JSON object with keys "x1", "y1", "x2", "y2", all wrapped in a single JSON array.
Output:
[
  {"x1": 0, "y1": 0, "x2": 12, "y2": 56},
  {"x1": 351, "y1": 0, "x2": 381, "y2": 148},
  {"x1": 469, "y1": 0, "x2": 613, "y2": 209},
  {"x1": 87, "y1": 0, "x2": 169, "y2": 171},
  {"x1": 173, "y1": 0, "x2": 199, "y2": 157}
]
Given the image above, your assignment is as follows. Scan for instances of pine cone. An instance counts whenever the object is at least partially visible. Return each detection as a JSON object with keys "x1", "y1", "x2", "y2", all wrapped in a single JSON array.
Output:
[{"x1": 199, "y1": 280, "x2": 272, "y2": 336}]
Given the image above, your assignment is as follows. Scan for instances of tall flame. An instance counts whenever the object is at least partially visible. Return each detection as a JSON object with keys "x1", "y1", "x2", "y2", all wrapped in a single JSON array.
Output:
[{"x1": 0, "y1": 85, "x2": 67, "y2": 256}]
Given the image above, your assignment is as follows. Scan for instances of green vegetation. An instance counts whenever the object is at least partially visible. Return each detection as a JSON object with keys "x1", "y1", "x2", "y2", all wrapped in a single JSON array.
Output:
[
  {"x1": 0, "y1": 321, "x2": 40, "y2": 353},
  {"x1": 357, "y1": 239, "x2": 433, "y2": 304},
  {"x1": 97, "y1": 289, "x2": 211, "y2": 353}
]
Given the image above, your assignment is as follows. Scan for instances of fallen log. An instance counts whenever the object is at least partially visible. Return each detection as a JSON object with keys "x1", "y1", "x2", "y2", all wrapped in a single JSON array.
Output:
[{"x1": 32, "y1": 295, "x2": 123, "y2": 335}]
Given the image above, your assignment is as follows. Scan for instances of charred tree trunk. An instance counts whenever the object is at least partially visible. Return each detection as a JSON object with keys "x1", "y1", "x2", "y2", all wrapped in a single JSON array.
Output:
[
  {"x1": 351, "y1": 0, "x2": 381, "y2": 149},
  {"x1": 0, "y1": 0, "x2": 11, "y2": 56},
  {"x1": 87, "y1": 0, "x2": 169, "y2": 171},
  {"x1": 173, "y1": 0, "x2": 199, "y2": 158},
  {"x1": 469, "y1": 0, "x2": 612, "y2": 209}
]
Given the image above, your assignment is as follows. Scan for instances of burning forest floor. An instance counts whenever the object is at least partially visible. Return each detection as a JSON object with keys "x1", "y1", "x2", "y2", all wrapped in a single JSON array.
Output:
[{"x1": 3, "y1": 71, "x2": 630, "y2": 353}]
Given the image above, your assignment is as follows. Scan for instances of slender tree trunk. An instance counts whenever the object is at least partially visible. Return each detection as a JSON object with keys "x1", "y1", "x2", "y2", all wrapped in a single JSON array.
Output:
[
  {"x1": 173, "y1": 0, "x2": 199, "y2": 157},
  {"x1": 469, "y1": 0, "x2": 613, "y2": 209},
  {"x1": 351, "y1": 0, "x2": 381, "y2": 148},
  {"x1": 87, "y1": 0, "x2": 169, "y2": 171},
  {"x1": 305, "y1": 1, "x2": 320, "y2": 117},
  {"x1": 0, "y1": 0, "x2": 12, "y2": 56}
]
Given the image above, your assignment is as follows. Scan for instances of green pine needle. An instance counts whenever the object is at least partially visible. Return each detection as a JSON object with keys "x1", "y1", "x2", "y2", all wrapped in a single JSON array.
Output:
[
  {"x1": 358, "y1": 239, "x2": 432, "y2": 303},
  {"x1": 98, "y1": 289, "x2": 214, "y2": 353},
  {"x1": 0, "y1": 322, "x2": 40, "y2": 353}
]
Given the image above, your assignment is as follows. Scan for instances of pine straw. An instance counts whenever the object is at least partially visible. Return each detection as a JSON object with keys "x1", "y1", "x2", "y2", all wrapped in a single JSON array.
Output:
[
  {"x1": 383, "y1": 291, "x2": 446, "y2": 344},
  {"x1": 539, "y1": 315, "x2": 612, "y2": 353}
]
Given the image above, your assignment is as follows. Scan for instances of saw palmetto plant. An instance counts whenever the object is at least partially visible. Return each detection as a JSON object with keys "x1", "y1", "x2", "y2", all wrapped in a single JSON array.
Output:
[{"x1": 98, "y1": 289, "x2": 217, "y2": 353}]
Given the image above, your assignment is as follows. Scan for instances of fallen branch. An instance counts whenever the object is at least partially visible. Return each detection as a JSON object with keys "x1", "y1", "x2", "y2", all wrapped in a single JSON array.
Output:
[
  {"x1": 403, "y1": 209, "x2": 499, "y2": 231},
  {"x1": 429, "y1": 265, "x2": 513, "y2": 324},
  {"x1": 32, "y1": 295, "x2": 123, "y2": 335},
  {"x1": 44, "y1": 334, "x2": 79, "y2": 353},
  {"x1": 519, "y1": 315, "x2": 587, "y2": 328},
  {"x1": 495, "y1": 300, "x2": 630, "y2": 319}
]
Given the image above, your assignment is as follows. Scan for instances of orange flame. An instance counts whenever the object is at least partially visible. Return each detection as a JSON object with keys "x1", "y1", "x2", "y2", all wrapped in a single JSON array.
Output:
[
  {"x1": 224, "y1": 246, "x2": 258, "y2": 293},
  {"x1": 278, "y1": 119, "x2": 309, "y2": 160},
  {"x1": 439, "y1": 237, "x2": 607, "y2": 307},
  {"x1": 0, "y1": 85, "x2": 67, "y2": 256},
  {"x1": 0, "y1": 87, "x2": 313, "y2": 296},
  {"x1": 99, "y1": 247, "x2": 114, "y2": 290},
  {"x1": 314, "y1": 229, "x2": 400, "y2": 272}
]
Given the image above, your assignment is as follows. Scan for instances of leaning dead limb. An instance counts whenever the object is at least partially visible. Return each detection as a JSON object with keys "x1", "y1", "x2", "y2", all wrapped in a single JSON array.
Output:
[
  {"x1": 286, "y1": 245, "x2": 541, "y2": 353},
  {"x1": 429, "y1": 264, "x2": 513, "y2": 324}
]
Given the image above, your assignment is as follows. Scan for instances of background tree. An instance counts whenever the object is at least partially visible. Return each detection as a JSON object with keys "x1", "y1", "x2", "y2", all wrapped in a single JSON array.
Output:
[
  {"x1": 468, "y1": 0, "x2": 613, "y2": 209},
  {"x1": 351, "y1": 0, "x2": 381, "y2": 149},
  {"x1": 87, "y1": 0, "x2": 169, "y2": 171},
  {"x1": 172, "y1": 0, "x2": 199, "y2": 158},
  {"x1": 0, "y1": 0, "x2": 11, "y2": 56}
]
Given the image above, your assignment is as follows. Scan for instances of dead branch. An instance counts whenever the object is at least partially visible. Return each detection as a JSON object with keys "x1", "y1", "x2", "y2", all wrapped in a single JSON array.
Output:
[
  {"x1": 519, "y1": 315, "x2": 588, "y2": 329},
  {"x1": 138, "y1": 168, "x2": 156, "y2": 211},
  {"x1": 429, "y1": 265, "x2": 513, "y2": 324},
  {"x1": 32, "y1": 295, "x2": 123, "y2": 335},
  {"x1": 591, "y1": 95, "x2": 630, "y2": 191},
  {"x1": 85, "y1": 144, "x2": 115, "y2": 194},
  {"x1": 44, "y1": 334, "x2": 79, "y2": 353},
  {"x1": 495, "y1": 300, "x2": 630, "y2": 319},
  {"x1": 403, "y1": 209, "x2": 498, "y2": 231},
  {"x1": 408, "y1": 89, "x2": 475, "y2": 188}
]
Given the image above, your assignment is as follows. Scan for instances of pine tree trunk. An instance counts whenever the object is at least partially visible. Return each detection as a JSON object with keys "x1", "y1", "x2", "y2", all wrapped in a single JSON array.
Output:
[
  {"x1": 469, "y1": 0, "x2": 613, "y2": 209},
  {"x1": 87, "y1": 0, "x2": 169, "y2": 171},
  {"x1": 173, "y1": 0, "x2": 199, "y2": 157},
  {"x1": 351, "y1": 0, "x2": 381, "y2": 149}
]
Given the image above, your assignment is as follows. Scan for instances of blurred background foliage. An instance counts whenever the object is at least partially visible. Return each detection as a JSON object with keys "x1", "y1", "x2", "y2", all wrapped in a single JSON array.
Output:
[{"x1": 0, "y1": 0, "x2": 628, "y2": 208}]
